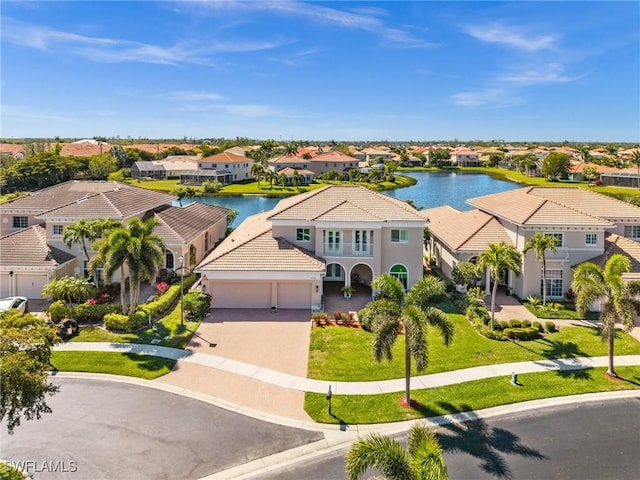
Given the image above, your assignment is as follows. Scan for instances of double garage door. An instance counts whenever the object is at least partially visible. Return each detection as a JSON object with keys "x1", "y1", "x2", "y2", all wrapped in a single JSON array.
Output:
[
  {"x1": 209, "y1": 281, "x2": 312, "y2": 309},
  {"x1": 0, "y1": 273, "x2": 49, "y2": 299}
]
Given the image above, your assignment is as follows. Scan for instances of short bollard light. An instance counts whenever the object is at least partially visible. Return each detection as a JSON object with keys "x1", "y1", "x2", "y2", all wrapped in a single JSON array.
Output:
[
  {"x1": 326, "y1": 385, "x2": 333, "y2": 414},
  {"x1": 511, "y1": 372, "x2": 519, "y2": 386}
]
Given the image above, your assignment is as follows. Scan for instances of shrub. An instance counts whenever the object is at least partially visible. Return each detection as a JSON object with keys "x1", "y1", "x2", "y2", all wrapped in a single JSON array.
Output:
[
  {"x1": 508, "y1": 319, "x2": 522, "y2": 328},
  {"x1": 343, "y1": 312, "x2": 355, "y2": 327},
  {"x1": 527, "y1": 295, "x2": 542, "y2": 308},
  {"x1": 594, "y1": 179, "x2": 604, "y2": 186},
  {"x1": 521, "y1": 319, "x2": 531, "y2": 328},
  {"x1": 358, "y1": 307, "x2": 374, "y2": 332},
  {"x1": 503, "y1": 327, "x2": 541, "y2": 341},
  {"x1": 48, "y1": 300, "x2": 68, "y2": 323},
  {"x1": 478, "y1": 325, "x2": 505, "y2": 340},
  {"x1": 333, "y1": 311, "x2": 343, "y2": 321},
  {"x1": 545, "y1": 321, "x2": 557, "y2": 333},
  {"x1": 182, "y1": 291, "x2": 211, "y2": 320},
  {"x1": 104, "y1": 311, "x2": 148, "y2": 331},
  {"x1": 498, "y1": 320, "x2": 510, "y2": 331},
  {"x1": 532, "y1": 321, "x2": 543, "y2": 332},
  {"x1": 71, "y1": 303, "x2": 120, "y2": 324},
  {"x1": 466, "y1": 303, "x2": 490, "y2": 327},
  {"x1": 155, "y1": 281, "x2": 169, "y2": 294}
]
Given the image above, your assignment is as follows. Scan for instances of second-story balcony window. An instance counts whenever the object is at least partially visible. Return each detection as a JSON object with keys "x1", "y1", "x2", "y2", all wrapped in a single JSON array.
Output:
[
  {"x1": 624, "y1": 225, "x2": 640, "y2": 240},
  {"x1": 354, "y1": 230, "x2": 372, "y2": 255},
  {"x1": 325, "y1": 230, "x2": 342, "y2": 254},
  {"x1": 297, "y1": 228, "x2": 311, "y2": 242}
]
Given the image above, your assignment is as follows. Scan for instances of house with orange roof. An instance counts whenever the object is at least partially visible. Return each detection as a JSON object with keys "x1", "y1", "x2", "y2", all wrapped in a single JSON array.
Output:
[
  {"x1": 422, "y1": 186, "x2": 640, "y2": 301},
  {"x1": 196, "y1": 185, "x2": 425, "y2": 310},
  {"x1": 450, "y1": 147, "x2": 481, "y2": 166},
  {"x1": 198, "y1": 151, "x2": 254, "y2": 182},
  {"x1": 0, "y1": 181, "x2": 229, "y2": 298}
]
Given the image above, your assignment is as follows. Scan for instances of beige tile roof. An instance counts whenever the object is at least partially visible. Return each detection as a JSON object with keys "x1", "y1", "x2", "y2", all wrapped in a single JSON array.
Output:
[
  {"x1": 153, "y1": 203, "x2": 230, "y2": 244},
  {"x1": 527, "y1": 187, "x2": 640, "y2": 221},
  {"x1": 0, "y1": 225, "x2": 75, "y2": 267},
  {"x1": 421, "y1": 206, "x2": 512, "y2": 252},
  {"x1": 579, "y1": 233, "x2": 640, "y2": 273},
  {"x1": 201, "y1": 151, "x2": 251, "y2": 164},
  {"x1": 468, "y1": 187, "x2": 614, "y2": 227},
  {"x1": 309, "y1": 151, "x2": 357, "y2": 163},
  {"x1": 197, "y1": 211, "x2": 324, "y2": 272},
  {"x1": 268, "y1": 185, "x2": 423, "y2": 222},
  {"x1": 5, "y1": 181, "x2": 175, "y2": 219}
]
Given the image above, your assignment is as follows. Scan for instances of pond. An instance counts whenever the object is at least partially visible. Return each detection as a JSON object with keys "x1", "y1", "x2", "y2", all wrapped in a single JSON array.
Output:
[{"x1": 184, "y1": 171, "x2": 521, "y2": 227}]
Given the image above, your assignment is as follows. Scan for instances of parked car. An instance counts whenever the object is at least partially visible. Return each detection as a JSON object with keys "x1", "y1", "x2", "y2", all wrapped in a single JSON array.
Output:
[
  {"x1": 55, "y1": 319, "x2": 79, "y2": 339},
  {"x1": 0, "y1": 296, "x2": 28, "y2": 314}
]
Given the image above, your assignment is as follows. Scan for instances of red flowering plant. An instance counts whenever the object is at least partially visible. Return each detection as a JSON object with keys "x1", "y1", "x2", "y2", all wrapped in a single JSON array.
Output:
[
  {"x1": 86, "y1": 298, "x2": 97, "y2": 305},
  {"x1": 155, "y1": 281, "x2": 169, "y2": 295}
]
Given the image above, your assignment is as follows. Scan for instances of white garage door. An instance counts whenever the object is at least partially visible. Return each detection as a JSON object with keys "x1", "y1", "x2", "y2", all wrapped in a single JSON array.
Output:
[
  {"x1": 210, "y1": 281, "x2": 271, "y2": 308},
  {"x1": 277, "y1": 282, "x2": 312, "y2": 309},
  {"x1": 0, "y1": 275, "x2": 11, "y2": 297},
  {"x1": 16, "y1": 274, "x2": 49, "y2": 299}
]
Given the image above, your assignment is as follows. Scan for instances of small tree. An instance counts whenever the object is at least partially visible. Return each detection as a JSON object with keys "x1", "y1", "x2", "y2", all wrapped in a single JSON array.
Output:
[
  {"x1": 523, "y1": 233, "x2": 559, "y2": 305},
  {"x1": 541, "y1": 152, "x2": 571, "y2": 181},
  {"x1": 452, "y1": 261, "x2": 480, "y2": 291},
  {"x1": 346, "y1": 422, "x2": 448, "y2": 480},
  {"x1": 582, "y1": 165, "x2": 599, "y2": 184},
  {"x1": 1, "y1": 310, "x2": 60, "y2": 434}
]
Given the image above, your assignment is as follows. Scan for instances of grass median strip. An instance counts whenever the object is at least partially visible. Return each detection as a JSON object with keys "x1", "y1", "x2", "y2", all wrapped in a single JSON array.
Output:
[
  {"x1": 51, "y1": 351, "x2": 176, "y2": 380},
  {"x1": 304, "y1": 366, "x2": 640, "y2": 424}
]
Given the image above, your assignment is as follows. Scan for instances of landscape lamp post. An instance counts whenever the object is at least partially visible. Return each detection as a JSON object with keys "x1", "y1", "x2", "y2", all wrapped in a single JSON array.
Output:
[
  {"x1": 326, "y1": 385, "x2": 332, "y2": 415},
  {"x1": 179, "y1": 255, "x2": 184, "y2": 327}
]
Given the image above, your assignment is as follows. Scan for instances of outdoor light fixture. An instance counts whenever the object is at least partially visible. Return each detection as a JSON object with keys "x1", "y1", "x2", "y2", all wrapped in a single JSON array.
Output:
[{"x1": 326, "y1": 385, "x2": 332, "y2": 415}]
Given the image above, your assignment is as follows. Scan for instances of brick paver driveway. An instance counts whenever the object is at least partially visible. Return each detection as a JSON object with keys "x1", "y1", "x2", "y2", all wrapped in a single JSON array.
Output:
[{"x1": 157, "y1": 308, "x2": 313, "y2": 420}]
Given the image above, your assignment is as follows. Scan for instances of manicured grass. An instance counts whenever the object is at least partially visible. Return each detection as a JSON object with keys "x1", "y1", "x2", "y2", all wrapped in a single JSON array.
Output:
[
  {"x1": 308, "y1": 307, "x2": 639, "y2": 382},
  {"x1": 523, "y1": 302, "x2": 600, "y2": 320},
  {"x1": 0, "y1": 463, "x2": 24, "y2": 480},
  {"x1": 70, "y1": 303, "x2": 201, "y2": 349},
  {"x1": 305, "y1": 366, "x2": 640, "y2": 424},
  {"x1": 51, "y1": 351, "x2": 175, "y2": 379}
]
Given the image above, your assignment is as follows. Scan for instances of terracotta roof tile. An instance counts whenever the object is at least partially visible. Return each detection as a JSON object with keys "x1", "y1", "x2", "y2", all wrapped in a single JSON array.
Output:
[
  {"x1": 0, "y1": 225, "x2": 75, "y2": 267},
  {"x1": 579, "y1": 233, "x2": 640, "y2": 273}
]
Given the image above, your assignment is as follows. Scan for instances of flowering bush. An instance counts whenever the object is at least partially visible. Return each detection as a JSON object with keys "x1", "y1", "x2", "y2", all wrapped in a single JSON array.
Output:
[
  {"x1": 155, "y1": 281, "x2": 169, "y2": 294},
  {"x1": 86, "y1": 298, "x2": 97, "y2": 305}
]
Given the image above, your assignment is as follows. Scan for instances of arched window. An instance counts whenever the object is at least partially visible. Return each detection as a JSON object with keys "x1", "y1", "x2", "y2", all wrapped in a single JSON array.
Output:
[
  {"x1": 166, "y1": 251, "x2": 174, "y2": 269},
  {"x1": 390, "y1": 264, "x2": 408, "y2": 289}
]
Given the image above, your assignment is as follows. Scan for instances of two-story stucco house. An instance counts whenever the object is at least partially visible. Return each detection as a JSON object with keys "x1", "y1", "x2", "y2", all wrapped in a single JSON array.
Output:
[
  {"x1": 0, "y1": 181, "x2": 229, "y2": 298},
  {"x1": 422, "y1": 186, "x2": 640, "y2": 301},
  {"x1": 198, "y1": 151, "x2": 254, "y2": 183},
  {"x1": 196, "y1": 185, "x2": 425, "y2": 310}
]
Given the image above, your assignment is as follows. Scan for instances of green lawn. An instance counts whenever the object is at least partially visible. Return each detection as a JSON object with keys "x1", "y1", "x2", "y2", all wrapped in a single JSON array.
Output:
[
  {"x1": 523, "y1": 301, "x2": 600, "y2": 320},
  {"x1": 70, "y1": 303, "x2": 200, "y2": 349},
  {"x1": 308, "y1": 307, "x2": 639, "y2": 382},
  {"x1": 305, "y1": 366, "x2": 640, "y2": 424},
  {"x1": 51, "y1": 351, "x2": 175, "y2": 379}
]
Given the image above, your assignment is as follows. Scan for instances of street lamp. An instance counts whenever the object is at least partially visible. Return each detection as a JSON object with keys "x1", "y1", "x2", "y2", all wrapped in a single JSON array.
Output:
[
  {"x1": 179, "y1": 255, "x2": 184, "y2": 327},
  {"x1": 326, "y1": 385, "x2": 332, "y2": 415}
]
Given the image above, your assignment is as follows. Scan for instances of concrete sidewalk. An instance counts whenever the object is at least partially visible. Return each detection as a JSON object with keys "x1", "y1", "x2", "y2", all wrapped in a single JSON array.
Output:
[{"x1": 54, "y1": 342, "x2": 640, "y2": 395}]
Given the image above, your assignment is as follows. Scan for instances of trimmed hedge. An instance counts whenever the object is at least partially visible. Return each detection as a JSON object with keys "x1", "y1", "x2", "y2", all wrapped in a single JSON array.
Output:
[
  {"x1": 503, "y1": 326, "x2": 541, "y2": 341},
  {"x1": 545, "y1": 321, "x2": 558, "y2": 333},
  {"x1": 71, "y1": 303, "x2": 121, "y2": 323},
  {"x1": 508, "y1": 319, "x2": 522, "y2": 328},
  {"x1": 104, "y1": 311, "x2": 148, "y2": 331},
  {"x1": 532, "y1": 321, "x2": 543, "y2": 332},
  {"x1": 137, "y1": 274, "x2": 197, "y2": 319},
  {"x1": 48, "y1": 300, "x2": 68, "y2": 323}
]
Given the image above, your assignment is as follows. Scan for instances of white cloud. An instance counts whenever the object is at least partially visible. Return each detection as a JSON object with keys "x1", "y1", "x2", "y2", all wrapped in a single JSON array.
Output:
[
  {"x1": 1, "y1": 17, "x2": 291, "y2": 66},
  {"x1": 461, "y1": 21, "x2": 557, "y2": 52},
  {"x1": 162, "y1": 91, "x2": 226, "y2": 102},
  {"x1": 451, "y1": 89, "x2": 522, "y2": 108},
  {"x1": 499, "y1": 64, "x2": 578, "y2": 85}
]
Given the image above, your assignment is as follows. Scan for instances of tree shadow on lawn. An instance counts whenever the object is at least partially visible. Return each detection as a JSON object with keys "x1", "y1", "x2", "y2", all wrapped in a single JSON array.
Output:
[
  {"x1": 123, "y1": 353, "x2": 176, "y2": 372},
  {"x1": 555, "y1": 368, "x2": 592, "y2": 380},
  {"x1": 510, "y1": 336, "x2": 588, "y2": 361},
  {"x1": 435, "y1": 401, "x2": 547, "y2": 479}
]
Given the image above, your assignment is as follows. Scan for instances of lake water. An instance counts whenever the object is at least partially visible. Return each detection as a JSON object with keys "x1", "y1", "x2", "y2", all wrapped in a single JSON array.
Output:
[{"x1": 185, "y1": 172, "x2": 520, "y2": 227}]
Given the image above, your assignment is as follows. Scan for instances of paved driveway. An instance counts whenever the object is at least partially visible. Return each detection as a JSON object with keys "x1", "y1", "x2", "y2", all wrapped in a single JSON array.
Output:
[
  {"x1": 157, "y1": 308, "x2": 313, "y2": 420},
  {"x1": 0, "y1": 377, "x2": 323, "y2": 480}
]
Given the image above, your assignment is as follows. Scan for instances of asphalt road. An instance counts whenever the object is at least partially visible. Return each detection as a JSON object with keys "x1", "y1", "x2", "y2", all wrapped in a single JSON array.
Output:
[
  {"x1": 253, "y1": 397, "x2": 640, "y2": 480},
  {"x1": 0, "y1": 377, "x2": 323, "y2": 480}
]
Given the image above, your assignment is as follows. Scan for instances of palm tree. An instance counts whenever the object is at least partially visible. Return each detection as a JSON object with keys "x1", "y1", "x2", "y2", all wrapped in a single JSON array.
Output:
[
  {"x1": 93, "y1": 218, "x2": 165, "y2": 314},
  {"x1": 250, "y1": 162, "x2": 264, "y2": 185},
  {"x1": 367, "y1": 274, "x2": 453, "y2": 406},
  {"x1": 41, "y1": 276, "x2": 95, "y2": 305},
  {"x1": 523, "y1": 233, "x2": 559, "y2": 305},
  {"x1": 629, "y1": 149, "x2": 640, "y2": 189},
  {"x1": 173, "y1": 187, "x2": 187, "y2": 207},
  {"x1": 577, "y1": 145, "x2": 591, "y2": 164},
  {"x1": 282, "y1": 142, "x2": 299, "y2": 156},
  {"x1": 62, "y1": 219, "x2": 95, "y2": 269},
  {"x1": 571, "y1": 254, "x2": 640, "y2": 377},
  {"x1": 477, "y1": 242, "x2": 522, "y2": 329},
  {"x1": 346, "y1": 422, "x2": 448, "y2": 480}
]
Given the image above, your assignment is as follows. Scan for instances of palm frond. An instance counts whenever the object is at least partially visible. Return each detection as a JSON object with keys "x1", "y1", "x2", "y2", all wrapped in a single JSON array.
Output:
[
  {"x1": 372, "y1": 317, "x2": 400, "y2": 363},
  {"x1": 372, "y1": 274, "x2": 406, "y2": 306},
  {"x1": 404, "y1": 305, "x2": 429, "y2": 372},
  {"x1": 345, "y1": 434, "x2": 412, "y2": 480}
]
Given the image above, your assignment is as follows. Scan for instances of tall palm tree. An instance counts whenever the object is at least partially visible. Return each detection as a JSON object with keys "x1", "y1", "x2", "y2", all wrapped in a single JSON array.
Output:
[
  {"x1": 62, "y1": 220, "x2": 95, "y2": 269},
  {"x1": 477, "y1": 242, "x2": 522, "y2": 329},
  {"x1": 577, "y1": 145, "x2": 591, "y2": 164},
  {"x1": 629, "y1": 149, "x2": 640, "y2": 189},
  {"x1": 523, "y1": 233, "x2": 559, "y2": 305},
  {"x1": 93, "y1": 218, "x2": 165, "y2": 314},
  {"x1": 346, "y1": 422, "x2": 448, "y2": 480},
  {"x1": 250, "y1": 162, "x2": 264, "y2": 185},
  {"x1": 367, "y1": 274, "x2": 453, "y2": 406},
  {"x1": 571, "y1": 254, "x2": 640, "y2": 377},
  {"x1": 173, "y1": 187, "x2": 187, "y2": 207}
]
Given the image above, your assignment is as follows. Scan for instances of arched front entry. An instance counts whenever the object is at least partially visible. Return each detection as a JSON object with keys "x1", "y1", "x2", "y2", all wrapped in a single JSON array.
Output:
[
  {"x1": 325, "y1": 262, "x2": 345, "y2": 281},
  {"x1": 349, "y1": 263, "x2": 374, "y2": 286}
]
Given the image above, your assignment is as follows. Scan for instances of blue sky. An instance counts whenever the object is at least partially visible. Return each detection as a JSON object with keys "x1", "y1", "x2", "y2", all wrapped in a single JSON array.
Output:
[{"x1": 2, "y1": 1, "x2": 639, "y2": 142}]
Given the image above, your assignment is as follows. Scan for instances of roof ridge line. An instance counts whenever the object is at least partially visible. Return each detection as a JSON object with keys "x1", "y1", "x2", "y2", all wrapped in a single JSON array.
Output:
[
  {"x1": 529, "y1": 188, "x2": 616, "y2": 225},
  {"x1": 154, "y1": 212, "x2": 187, "y2": 243}
]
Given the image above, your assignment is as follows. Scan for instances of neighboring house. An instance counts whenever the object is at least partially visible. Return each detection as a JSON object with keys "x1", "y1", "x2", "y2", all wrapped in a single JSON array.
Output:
[
  {"x1": 269, "y1": 154, "x2": 312, "y2": 172},
  {"x1": 0, "y1": 181, "x2": 229, "y2": 298},
  {"x1": 423, "y1": 187, "x2": 640, "y2": 301},
  {"x1": 274, "y1": 167, "x2": 315, "y2": 185},
  {"x1": 198, "y1": 151, "x2": 254, "y2": 182},
  {"x1": 269, "y1": 151, "x2": 360, "y2": 175},
  {"x1": 451, "y1": 148, "x2": 482, "y2": 166},
  {"x1": 362, "y1": 147, "x2": 394, "y2": 163},
  {"x1": 197, "y1": 185, "x2": 425, "y2": 310},
  {"x1": 131, "y1": 156, "x2": 200, "y2": 179}
]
